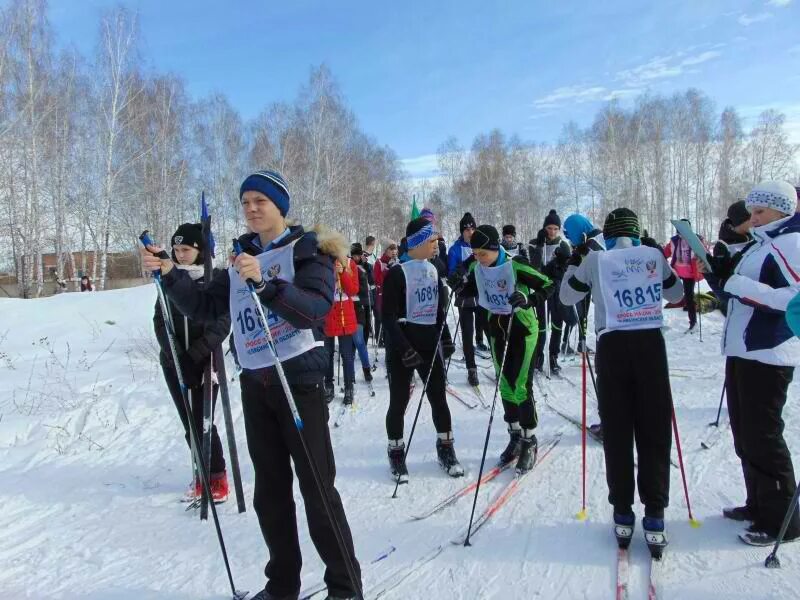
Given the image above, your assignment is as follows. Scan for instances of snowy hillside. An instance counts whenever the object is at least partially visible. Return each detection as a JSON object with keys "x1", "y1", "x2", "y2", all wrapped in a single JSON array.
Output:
[{"x1": 0, "y1": 285, "x2": 798, "y2": 600}]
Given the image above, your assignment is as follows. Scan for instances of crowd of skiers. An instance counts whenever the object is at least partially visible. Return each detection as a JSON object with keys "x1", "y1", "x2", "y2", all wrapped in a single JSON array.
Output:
[{"x1": 139, "y1": 169, "x2": 800, "y2": 600}]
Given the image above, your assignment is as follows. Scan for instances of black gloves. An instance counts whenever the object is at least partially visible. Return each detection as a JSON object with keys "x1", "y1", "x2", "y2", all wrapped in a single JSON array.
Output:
[
  {"x1": 567, "y1": 247, "x2": 584, "y2": 267},
  {"x1": 706, "y1": 243, "x2": 737, "y2": 288},
  {"x1": 441, "y1": 339, "x2": 456, "y2": 359},
  {"x1": 554, "y1": 243, "x2": 570, "y2": 266},
  {"x1": 446, "y1": 270, "x2": 467, "y2": 293},
  {"x1": 178, "y1": 352, "x2": 201, "y2": 387},
  {"x1": 509, "y1": 290, "x2": 530, "y2": 312},
  {"x1": 640, "y1": 235, "x2": 664, "y2": 255},
  {"x1": 535, "y1": 229, "x2": 547, "y2": 247},
  {"x1": 401, "y1": 348, "x2": 424, "y2": 368}
]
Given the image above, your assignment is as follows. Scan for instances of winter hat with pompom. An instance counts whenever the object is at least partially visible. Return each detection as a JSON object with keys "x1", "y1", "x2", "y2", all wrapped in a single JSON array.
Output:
[
  {"x1": 543, "y1": 209, "x2": 561, "y2": 229},
  {"x1": 459, "y1": 212, "x2": 477, "y2": 232}
]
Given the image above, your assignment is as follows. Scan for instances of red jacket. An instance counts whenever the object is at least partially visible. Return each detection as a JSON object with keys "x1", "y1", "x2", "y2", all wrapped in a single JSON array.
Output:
[
  {"x1": 664, "y1": 235, "x2": 705, "y2": 281},
  {"x1": 324, "y1": 258, "x2": 359, "y2": 337}
]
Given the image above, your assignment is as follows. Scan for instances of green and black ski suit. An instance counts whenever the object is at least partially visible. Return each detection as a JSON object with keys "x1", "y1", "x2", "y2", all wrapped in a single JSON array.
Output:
[{"x1": 463, "y1": 250, "x2": 553, "y2": 428}]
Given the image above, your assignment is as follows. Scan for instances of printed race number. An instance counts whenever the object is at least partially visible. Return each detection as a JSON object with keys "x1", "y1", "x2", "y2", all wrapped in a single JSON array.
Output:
[
  {"x1": 414, "y1": 285, "x2": 438, "y2": 303},
  {"x1": 612, "y1": 283, "x2": 662, "y2": 309}
]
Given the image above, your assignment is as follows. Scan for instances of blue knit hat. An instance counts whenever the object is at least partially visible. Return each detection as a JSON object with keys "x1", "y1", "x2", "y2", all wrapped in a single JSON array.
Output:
[
  {"x1": 563, "y1": 214, "x2": 596, "y2": 246},
  {"x1": 239, "y1": 170, "x2": 291, "y2": 217}
]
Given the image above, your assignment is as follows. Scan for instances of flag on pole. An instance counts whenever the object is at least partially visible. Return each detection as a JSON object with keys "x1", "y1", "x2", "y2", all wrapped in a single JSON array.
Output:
[
  {"x1": 410, "y1": 194, "x2": 420, "y2": 220},
  {"x1": 200, "y1": 192, "x2": 216, "y2": 259}
]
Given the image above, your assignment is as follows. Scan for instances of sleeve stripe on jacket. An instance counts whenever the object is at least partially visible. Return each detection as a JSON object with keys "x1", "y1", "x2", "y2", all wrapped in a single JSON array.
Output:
[{"x1": 773, "y1": 244, "x2": 800, "y2": 283}]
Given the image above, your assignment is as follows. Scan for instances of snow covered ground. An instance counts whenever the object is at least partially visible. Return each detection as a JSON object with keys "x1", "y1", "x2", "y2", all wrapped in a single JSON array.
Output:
[{"x1": 1, "y1": 284, "x2": 798, "y2": 599}]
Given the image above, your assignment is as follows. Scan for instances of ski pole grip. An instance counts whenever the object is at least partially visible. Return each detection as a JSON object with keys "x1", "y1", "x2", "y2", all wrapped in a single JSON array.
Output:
[
  {"x1": 139, "y1": 230, "x2": 170, "y2": 279},
  {"x1": 232, "y1": 239, "x2": 258, "y2": 290}
]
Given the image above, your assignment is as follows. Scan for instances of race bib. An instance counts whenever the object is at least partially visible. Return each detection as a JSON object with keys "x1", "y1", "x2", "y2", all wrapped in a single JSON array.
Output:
[
  {"x1": 229, "y1": 240, "x2": 321, "y2": 369},
  {"x1": 401, "y1": 259, "x2": 439, "y2": 325},
  {"x1": 475, "y1": 259, "x2": 514, "y2": 315},
  {"x1": 598, "y1": 246, "x2": 665, "y2": 332}
]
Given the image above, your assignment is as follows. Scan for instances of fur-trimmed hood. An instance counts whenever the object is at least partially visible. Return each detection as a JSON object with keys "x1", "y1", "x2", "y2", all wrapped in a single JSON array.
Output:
[{"x1": 308, "y1": 223, "x2": 350, "y2": 264}]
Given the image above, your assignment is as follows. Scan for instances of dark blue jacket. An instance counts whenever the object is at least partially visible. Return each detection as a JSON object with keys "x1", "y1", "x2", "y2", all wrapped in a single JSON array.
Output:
[{"x1": 162, "y1": 225, "x2": 334, "y2": 385}]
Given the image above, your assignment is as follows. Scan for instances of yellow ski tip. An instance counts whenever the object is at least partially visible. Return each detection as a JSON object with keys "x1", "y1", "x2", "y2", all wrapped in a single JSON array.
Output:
[
  {"x1": 576, "y1": 510, "x2": 588, "y2": 521},
  {"x1": 690, "y1": 518, "x2": 702, "y2": 528}
]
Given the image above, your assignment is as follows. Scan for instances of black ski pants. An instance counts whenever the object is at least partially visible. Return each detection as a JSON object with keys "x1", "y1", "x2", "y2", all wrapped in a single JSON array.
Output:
[
  {"x1": 458, "y1": 306, "x2": 488, "y2": 369},
  {"x1": 385, "y1": 349, "x2": 452, "y2": 440},
  {"x1": 534, "y1": 293, "x2": 565, "y2": 367},
  {"x1": 682, "y1": 278, "x2": 697, "y2": 327},
  {"x1": 596, "y1": 329, "x2": 672, "y2": 518},
  {"x1": 161, "y1": 360, "x2": 225, "y2": 474},
  {"x1": 240, "y1": 371, "x2": 361, "y2": 598},
  {"x1": 726, "y1": 357, "x2": 799, "y2": 538}
]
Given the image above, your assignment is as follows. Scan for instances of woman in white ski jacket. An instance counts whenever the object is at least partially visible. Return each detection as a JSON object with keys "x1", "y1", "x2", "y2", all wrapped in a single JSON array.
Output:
[{"x1": 705, "y1": 180, "x2": 800, "y2": 546}]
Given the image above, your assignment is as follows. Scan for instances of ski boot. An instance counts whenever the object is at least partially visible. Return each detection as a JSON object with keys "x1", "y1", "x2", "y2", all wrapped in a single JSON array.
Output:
[
  {"x1": 467, "y1": 367, "x2": 480, "y2": 387},
  {"x1": 436, "y1": 433, "x2": 465, "y2": 477},
  {"x1": 642, "y1": 516, "x2": 668, "y2": 559},
  {"x1": 550, "y1": 354, "x2": 561, "y2": 375},
  {"x1": 249, "y1": 590, "x2": 299, "y2": 600},
  {"x1": 323, "y1": 381, "x2": 335, "y2": 403},
  {"x1": 588, "y1": 423, "x2": 604, "y2": 441},
  {"x1": 614, "y1": 512, "x2": 635, "y2": 549},
  {"x1": 499, "y1": 426, "x2": 522, "y2": 465},
  {"x1": 388, "y1": 440, "x2": 409, "y2": 484},
  {"x1": 343, "y1": 386, "x2": 354, "y2": 406},
  {"x1": 476, "y1": 340, "x2": 489, "y2": 353},
  {"x1": 723, "y1": 505, "x2": 755, "y2": 522},
  {"x1": 181, "y1": 478, "x2": 201, "y2": 503},
  {"x1": 362, "y1": 366, "x2": 373, "y2": 383},
  {"x1": 210, "y1": 471, "x2": 229, "y2": 504},
  {"x1": 515, "y1": 431, "x2": 538, "y2": 475}
]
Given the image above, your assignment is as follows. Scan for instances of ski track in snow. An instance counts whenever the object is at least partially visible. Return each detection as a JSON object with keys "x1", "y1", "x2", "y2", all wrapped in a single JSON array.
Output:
[{"x1": 0, "y1": 286, "x2": 798, "y2": 599}]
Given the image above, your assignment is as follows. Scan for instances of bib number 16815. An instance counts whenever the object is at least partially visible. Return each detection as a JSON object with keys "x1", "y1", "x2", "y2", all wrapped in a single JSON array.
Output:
[{"x1": 613, "y1": 283, "x2": 661, "y2": 309}]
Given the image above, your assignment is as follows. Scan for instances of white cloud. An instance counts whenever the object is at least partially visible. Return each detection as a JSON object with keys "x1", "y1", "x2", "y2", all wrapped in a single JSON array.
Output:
[
  {"x1": 531, "y1": 47, "x2": 723, "y2": 112},
  {"x1": 532, "y1": 85, "x2": 609, "y2": 109},
  {"x1": 739, "y1": 102, "x2": 800, "y2": 143},
  {"x1": 738, "y1": 12, "x2": 773, "y2": 26},
  {"x1": 766, "y1": 0, "x2": 792, "y2": 8}
]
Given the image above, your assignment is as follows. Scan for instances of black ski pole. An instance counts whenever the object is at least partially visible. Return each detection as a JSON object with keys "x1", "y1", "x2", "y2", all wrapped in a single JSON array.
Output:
[
  {"x1": 140, "y1": 231, "x2": 246, "y2": 600},
  {"x1": 444, "y1": 309, "x2": 463, "y2": 380},
  {"x1": 232, "y1": 240, "x2": 363, "y2": 600},
  {"x1": 709, "y1": 381, "x2": 726, "y2": 427},
  {"x1": 765, "y1": 482, "x2": 800, "y2": 568},
  {"x1": 697, "y1": 280, "x2": 703, "y2": 342},
  {"x1": 391, "y1": 292, "x2": 456, "y2": 499},
  {"x1": 213, "y1": 345, "x2": 246, "y2": 513},
  {"x1": 464, "y1": 316, "x2": 514, "y2": 546}
]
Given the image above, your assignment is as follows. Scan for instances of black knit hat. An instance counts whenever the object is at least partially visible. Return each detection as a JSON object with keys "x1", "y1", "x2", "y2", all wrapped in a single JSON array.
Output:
[
  {"x1": 543, "y1": 209, "x2": 561, "y2": 228},
  {"x1": 170, "y1": 223, "x2": 204, "y2": 264},
  {"x1": 470, "y1": 225, "x2": 500, "y2": 251},
  {"x1": 350, "y1": 242, "x2": 364, "y2": 256},
  {"x1": 502, "y1": 224, "x2": 516, "y2": 237},
  {"x1": 459, "y1": 212, "x2": 477, "y2": 232},
  {"x1": 727, "y1": 200, "x2": 750, "y2": 227},
  {"x1": 603, "y1": 208, "x2": 640, "y2": 240}
]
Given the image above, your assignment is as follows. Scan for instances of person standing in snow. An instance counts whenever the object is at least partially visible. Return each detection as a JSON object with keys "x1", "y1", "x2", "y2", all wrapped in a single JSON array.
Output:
[
  {"x1": 349, "y1": 242, "x2": 374, "y2": 386},
  {"x1": 452, "y1": 225, "x2": 553, "y2": 473},
  {"x1": 664, "y1": 219, "x2": 707, "y2": 332},
  {"x1": 560, "y1": 208, "x2": 683, "y2": 558},
  {"x1": 373, "y1": 240, "x2": 399, "y2": 348},
  {"x1": 528, "y1": 210, "x2": 572, "y2": 374},
  {"x1": 704, "y1": 180, "x2": 800, "y2": 547},
  {"x1": 383, "y1": 217, "x2": 462, "y2": 482},
  {"x1": 500, "y1": 224, "x2": 528, "y2": 259},
  {"x1": 323, "y1": 251, "x2": 360, "y2": 407},
  {"x1": 447, "y1": 212, "x2": 489, "y2": 387},
  {"x1": 364, "y1": 235, "x2": 377, "y2": 267},
  {"x1": 153, "y1": 223, "x2": 231, "y2": 504},
  {"x1": 714, "y1": 200, "x2": 753, "y2": 316},
  {"x1": 140, "y1": 170, "x2": 361, "y2": 600}
]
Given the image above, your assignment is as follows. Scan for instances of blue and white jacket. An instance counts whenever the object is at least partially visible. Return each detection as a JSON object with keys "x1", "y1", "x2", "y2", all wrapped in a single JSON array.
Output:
[{"x1": 722, "y1": 212, "x2": 800, "y2": 367}]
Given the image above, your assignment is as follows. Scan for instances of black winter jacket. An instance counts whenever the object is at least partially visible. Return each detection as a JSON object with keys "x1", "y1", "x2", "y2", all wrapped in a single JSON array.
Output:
[{"x1": 161, "y1": 225, "x2": 335, "y2": 385}]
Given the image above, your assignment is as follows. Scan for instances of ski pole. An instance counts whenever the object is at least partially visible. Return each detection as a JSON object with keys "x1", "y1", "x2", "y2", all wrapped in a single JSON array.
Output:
[
  {"x1": 574, "y1": 306, "x2": 599, "y2": 399},
  {"x1": 464, "y1": 316, "x2": 514, "y2": 546},
  {"x1": 671, "y1": 406, "x2": 700, "y2": 528},
  {"x1": 697, "y1": 280, "x2": 703, "y2": 342},
  {"x1": 392, "y1": 291, "x2": 456, "y2": 499},
  {"x1": 764, "y1": 479, "x2": 800, "y2": 568},
  {"x1": 444, "y1": 308, "x2": 464, "y2": 381},
  {"x1": 140, "y1": 231, "x2": 246, "y2": 600},
  {"x1": 709, "y1": 381, "x2": 726, "y2": 427},
  {"x1": 577, "y1": 348, "x2": 588, "y2": 521},
  {"x1": 232, "y1": 240, "x2": 363, "y2": 600},
  {"x1": 212, "y1": 345, "x2": 246, "y2": 513}
]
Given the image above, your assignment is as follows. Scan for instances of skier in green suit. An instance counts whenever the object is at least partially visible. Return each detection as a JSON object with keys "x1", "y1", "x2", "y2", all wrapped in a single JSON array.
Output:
[{"x1": 449, "y1": 224, "x2": 553, "y2": 473}]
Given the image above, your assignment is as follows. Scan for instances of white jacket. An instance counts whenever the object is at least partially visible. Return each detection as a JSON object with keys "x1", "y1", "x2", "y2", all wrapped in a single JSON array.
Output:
[{"x1": 722, "y1": 213, "x2": 800, "y2": 366}]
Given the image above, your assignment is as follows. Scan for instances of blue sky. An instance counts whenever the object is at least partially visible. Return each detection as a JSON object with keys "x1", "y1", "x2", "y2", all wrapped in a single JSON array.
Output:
[{"x1": 43, "y1": 0, "x2": 800, "y2": 177}]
